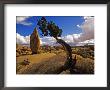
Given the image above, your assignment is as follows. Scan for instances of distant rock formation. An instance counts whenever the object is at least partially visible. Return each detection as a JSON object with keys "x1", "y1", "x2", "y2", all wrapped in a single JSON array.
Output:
[
  {"x1": 16, "y1": 44, "x2": 32, "y2": 57},
  {"x1": 30, "y1": 27, "x2": 40, "y2": 54}
]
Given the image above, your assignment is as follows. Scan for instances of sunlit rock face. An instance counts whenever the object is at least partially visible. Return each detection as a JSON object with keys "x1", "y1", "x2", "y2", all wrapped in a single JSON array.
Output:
[{"x1": 30, "y1": 28, "x2": 40, "y2": 54}]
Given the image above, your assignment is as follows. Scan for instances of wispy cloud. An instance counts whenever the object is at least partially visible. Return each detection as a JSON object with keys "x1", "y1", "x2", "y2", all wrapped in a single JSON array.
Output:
[{"x1": 16, "y1": 16, "x2": 32, "y2": 26}]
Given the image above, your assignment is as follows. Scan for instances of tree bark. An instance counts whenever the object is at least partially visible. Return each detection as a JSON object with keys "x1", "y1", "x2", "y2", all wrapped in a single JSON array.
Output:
[{"x1": 55, "y1": 37, "x2": 76, "y2": 73}]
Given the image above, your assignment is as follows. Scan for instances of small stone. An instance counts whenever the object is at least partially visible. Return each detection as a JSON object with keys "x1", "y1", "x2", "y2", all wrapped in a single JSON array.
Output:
[{"x1": 60, "y1": 70, "x2": 70, "y2": 74}]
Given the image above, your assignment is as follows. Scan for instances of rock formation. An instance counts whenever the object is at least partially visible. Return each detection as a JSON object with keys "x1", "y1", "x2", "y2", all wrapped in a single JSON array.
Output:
[
  {"x1": 16, "y1": 44, "x2": 32, "y2": 57},
  {"x1": 30, "y1": 27, "x2": 40, "y2": 54}
]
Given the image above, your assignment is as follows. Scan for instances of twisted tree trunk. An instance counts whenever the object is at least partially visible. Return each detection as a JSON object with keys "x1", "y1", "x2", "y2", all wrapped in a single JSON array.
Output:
[{"x1": 55, "y1": 37, "x2": 76, "y2": 73}]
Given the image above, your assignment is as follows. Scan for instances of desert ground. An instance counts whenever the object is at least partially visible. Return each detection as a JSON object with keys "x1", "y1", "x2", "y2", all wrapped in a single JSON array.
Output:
[{"x1": 16, "y1": 44, "x2": 94, "y2": 74}]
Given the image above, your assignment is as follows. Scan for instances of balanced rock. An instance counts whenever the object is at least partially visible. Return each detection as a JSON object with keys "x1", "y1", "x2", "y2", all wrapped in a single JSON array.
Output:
[{"x1": 30, "y1": 27, "x2": 40, "y2": 54}]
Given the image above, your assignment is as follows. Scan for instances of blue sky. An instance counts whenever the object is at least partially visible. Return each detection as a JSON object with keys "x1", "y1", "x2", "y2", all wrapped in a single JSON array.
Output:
[
  {"x1": 16, "y1": 16, "x2": 84, "y2": 37},
  {"x1": 16, "y1": 16, "x2": 94, "y2": 46}
]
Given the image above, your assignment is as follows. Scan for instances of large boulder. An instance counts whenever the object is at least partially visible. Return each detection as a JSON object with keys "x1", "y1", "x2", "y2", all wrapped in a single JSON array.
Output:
[{"x1": 30, "y1": 27, "x2": 40, "y2": 54}]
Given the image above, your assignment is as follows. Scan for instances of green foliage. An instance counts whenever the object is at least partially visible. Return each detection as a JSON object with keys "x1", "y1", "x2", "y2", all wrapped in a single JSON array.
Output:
[
  {"x1": 37, "y1": 17, "x2": 62, "y2": 38},
  {"x1": 37, "y1": 17, "x2": 48, "y2": 36}
]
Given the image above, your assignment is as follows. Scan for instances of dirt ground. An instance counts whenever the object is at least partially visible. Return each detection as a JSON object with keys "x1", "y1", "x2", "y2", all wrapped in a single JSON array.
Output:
[
  {"x1": 16, "y1": 52, "x2": 56, "y2": 64},
  {"x1": 16, "y1": 52, "x2": 94, "y2": 74}
]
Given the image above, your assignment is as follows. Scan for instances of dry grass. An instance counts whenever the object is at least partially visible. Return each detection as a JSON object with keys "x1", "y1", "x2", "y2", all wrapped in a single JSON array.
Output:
[
  {"x1": 74, "y1": 54, "x2": 94, "y2": 74},
  {"x1": 17, "y1": 52, "x2": 94, "y2": 74},
  {"x1": 16, "y1": 45, "x2": 94, "y2": 74},
  {"x1": 16, "y1": 53, "x2": 56, "y2": 73},
  {"x1": 16, "y1": 53, "x2": 56, "y2": 63},
  {"x1": 17, "y1": 54, "x2": 66, "y2": 74}
]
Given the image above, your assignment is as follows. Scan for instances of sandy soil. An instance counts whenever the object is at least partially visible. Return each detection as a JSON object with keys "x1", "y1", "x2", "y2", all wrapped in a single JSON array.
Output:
[{"x1": 16, "y1": 52, "x2": 56, "y2": 64}]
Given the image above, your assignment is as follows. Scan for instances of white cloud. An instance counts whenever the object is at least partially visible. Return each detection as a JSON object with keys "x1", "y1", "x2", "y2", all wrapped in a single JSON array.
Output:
[
  {"x1": 76, "y1": 24, "x2": 80, "y2": 28},
  {"x1": 16, "y1": 16, "x2": 32, "y2": 26},
  {"x1": 16, "y1": 33, "x2": 56, "y2": 46},
  {"x1": 76, "y1": 16, "x2": 94, "y2": 42},
  {"x1": 16, "y1": 16, "x2": 29, "y2": 22},
  {"x1": 77, "y1": 39, "x2": 94, "y2": 46},
  {"x1": 40, "y1": 36, "x2": 56, "y2": 46},
  {"x1": 19, "y1": 22, "x2": 32, "y2": 26},
  {"x1": 61, "y1": 34, "x2": 94, "y2": 46},
  {"x1": 62, "y1": 35, "x2": 74, "y2": 43},
  {"x1": 16, "y1": 33, "x2": 30, "y2": 45},
  {"x1": 16, "y1": 33, "x2": 94, "y2": 46}
]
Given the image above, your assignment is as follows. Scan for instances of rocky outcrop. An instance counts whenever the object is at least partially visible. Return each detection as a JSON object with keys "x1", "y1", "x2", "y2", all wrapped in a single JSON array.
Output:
[
  {"x1": 16, "y1": 44, "x2": 32, "y2": 57},
  {"x1": 30, "y1": 27, "x2": 40, "y2": 54}
]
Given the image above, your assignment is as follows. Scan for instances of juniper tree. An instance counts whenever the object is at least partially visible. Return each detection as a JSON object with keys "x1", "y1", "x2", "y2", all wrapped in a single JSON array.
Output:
[{"x1": 37, "y1": 17, "x2": 76, "y2": 73}]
